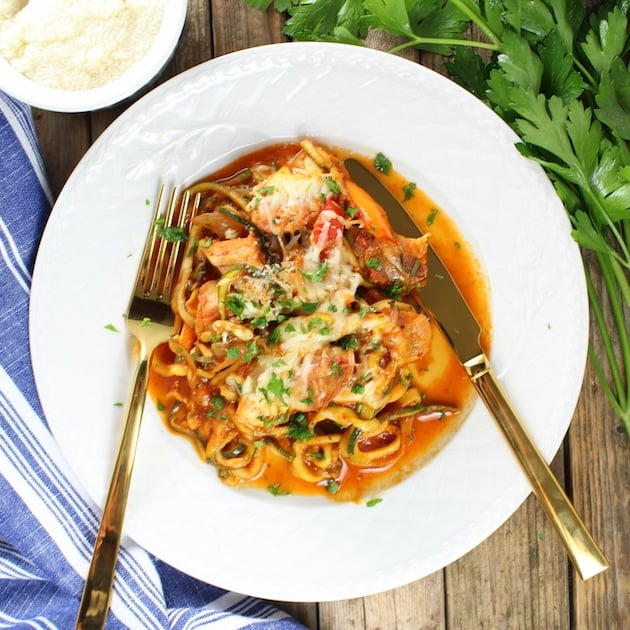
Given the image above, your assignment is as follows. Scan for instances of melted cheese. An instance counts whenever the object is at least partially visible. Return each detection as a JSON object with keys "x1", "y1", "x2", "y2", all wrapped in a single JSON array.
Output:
[{"x1": 247, "y1": 167, "x2": 333, "y2": 234}]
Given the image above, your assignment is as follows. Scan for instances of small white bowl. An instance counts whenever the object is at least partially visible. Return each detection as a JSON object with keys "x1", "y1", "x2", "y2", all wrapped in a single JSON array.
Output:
[{"x1": 0, "y1": 0, "x2": 187, "y2": 113}]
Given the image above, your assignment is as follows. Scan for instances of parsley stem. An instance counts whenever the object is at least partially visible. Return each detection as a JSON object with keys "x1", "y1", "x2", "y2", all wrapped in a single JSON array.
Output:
[
  {"x1": 582, "y1": 188, "x2": 630, "y2": 271},
  {"x1": 587, "y1": 251, "x2": 630, "y2": 436},
  {"x1": 585, "y1": 277, "x2": 627, "y2": 428},
  {"x1": 572, "y1": 56, "x2": 598, "y2": 92},
  {"x1": 610, "y1": 256, "x2": 630, "y2": 308},
  {"x1": 448, "y1": 0, "x2": 501, "y2": 48},
  {"x1": 388, "y1": 36, "x2": 498, "y2": 55}
]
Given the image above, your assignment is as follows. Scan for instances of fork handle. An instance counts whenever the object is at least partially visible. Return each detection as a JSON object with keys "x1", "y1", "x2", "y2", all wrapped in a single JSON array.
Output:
[
  {"x1": 467, "y1": 357, "x2": 608, "y2": 580},
  {"x1": 76, "y1": 352, "x2": 150, "y2": 630}
]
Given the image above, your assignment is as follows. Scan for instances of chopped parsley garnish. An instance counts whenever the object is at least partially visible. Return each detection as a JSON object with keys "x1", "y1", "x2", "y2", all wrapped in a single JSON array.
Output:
[
  {"x1": 373, "y1": 152, "x2": 392, "y2": 174},
  {"x1": 211, "y1": 395, "x2": 226, "y2": 410},
  {"x1": 386, "y1": 280, "x2": 405, "y2": 300},
  {"x1": 299, "y1": 301, "x2": 319, "y2": 313},
  {"x1": 268, "y1": 326, "x2": 282, "y2": 345},
  {"x1": 223, "y1": 293, "x2": 249, "y2": 318},
  {"x1": 325, "y1": 178, "x2": 340, "y2": 194},
  {"x1": 402, "y1": 182, "x2": 416, "y2": 201},
  {"x1": 330, "y1": 361, "x2": 344, "y2": 376},
  {"x1": 347, "y1": 427, "x2": 361, "y2": 455},
  {"x1": 339, "y1": 335, "x2": 358, "y2": 351},
  {"x1": 260, "y1": 373, "x2": 290, "y2": 405},
  {"x1": 242, "y1": 341, "x2": 260, "y2": 362},
  {"x1": 300, "y1": 261, "x2": 329, "y2": 282},
  {"x1": 288, "y1": 412, "x2": 313, "y2": 440},
  {"x1": 268, "y1": 483, "x2": 290, "y2": 496},
  {"x1": 426, "y1": 208, "x2": 439, "y2": 226},
  {"x1": 366, "y1": 498, "x2": 382, "y2": 508},
  {"x1": 226, "y1": 346, "x2": 241, "y2": 360},
  {"x1": 156, "y1": 226, "x2": 188, "y2": 242},
  {"x1": 307, "y1": 316, "x2": 325, "y2": 331},
  {"x1": 301, "y1": 388, "x2": 314, "y2": 406},
  {"x1": 318, "y1": 323, "x2": 333, "y2": 336},
  {"x1": 358, "y1": 305, "x2": 374, "y2": 317},
  {"x1": 104, "y1": 323, "x2": 119, "y2": 333}
]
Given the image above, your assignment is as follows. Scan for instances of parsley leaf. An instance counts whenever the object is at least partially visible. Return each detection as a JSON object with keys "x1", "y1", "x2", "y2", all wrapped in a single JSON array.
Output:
[
  {"x1": 373, "y1": 151, "x2": 392, "y2": 174},
  {"x1": 595, "y1": 57, "x2": 630, "y2": 140},
  {"x1": 284, "y1": 0, "x2": 364, "y2": 41},
  {"x1": 268, "y1": 482, "x2": 290, "y2": 496},
  {"x1": 288, "y1": 412, "x2": 313, "y2": 440},
  {"x1": 261, "y1": 373, "x2": 291, "y2": 405},
  {"x1": 301, "y1": 261, "x2": 329, "y2": 282},
  {"x1": 581, "y1": 5, "x2": 628, "y2": 77},
  {"x1": 156, "y1": 226, "x2": 188, "y2": 242}
]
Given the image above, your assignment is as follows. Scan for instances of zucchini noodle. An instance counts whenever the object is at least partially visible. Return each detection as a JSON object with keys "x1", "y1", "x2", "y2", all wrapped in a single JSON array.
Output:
[{"x1": 150, "y1": 140, "x2": 460, "y2": 499}]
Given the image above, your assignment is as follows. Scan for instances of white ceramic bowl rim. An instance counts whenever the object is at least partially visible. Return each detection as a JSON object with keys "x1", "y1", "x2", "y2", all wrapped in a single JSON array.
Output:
[{"x1": 0, "y1": 0, "x2": 187, "y2": 113}]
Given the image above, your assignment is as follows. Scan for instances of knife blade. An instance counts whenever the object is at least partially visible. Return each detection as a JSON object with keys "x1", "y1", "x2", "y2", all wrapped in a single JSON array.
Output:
[{"x1": 344, "y1": 157, "x2": 608, "y2": 580}]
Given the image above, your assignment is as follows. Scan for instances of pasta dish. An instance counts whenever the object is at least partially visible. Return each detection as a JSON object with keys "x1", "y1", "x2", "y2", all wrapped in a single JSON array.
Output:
[{"x1": 149, "y1": 140, "x2": 486, "y2": 501}]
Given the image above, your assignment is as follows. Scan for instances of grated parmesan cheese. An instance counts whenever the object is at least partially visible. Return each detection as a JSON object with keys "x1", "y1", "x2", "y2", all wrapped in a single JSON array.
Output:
[{"x1": 0, "y1": 0, "x2": 164, "y2": 91}]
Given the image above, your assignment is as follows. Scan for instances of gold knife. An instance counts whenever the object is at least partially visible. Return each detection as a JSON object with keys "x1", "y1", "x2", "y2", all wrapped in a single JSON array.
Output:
[{"x1": 345, "y1": 158, "x2": 608, "y2": 580}]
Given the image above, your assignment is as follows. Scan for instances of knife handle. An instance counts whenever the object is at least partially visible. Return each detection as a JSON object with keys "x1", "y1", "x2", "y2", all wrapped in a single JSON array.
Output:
[{"x1": 465, "y1": 355, "x2": 609, "y2": 580}]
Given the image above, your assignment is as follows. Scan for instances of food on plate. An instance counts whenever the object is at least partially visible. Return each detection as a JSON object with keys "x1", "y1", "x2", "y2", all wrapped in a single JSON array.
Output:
[{"x1": 148, "y1": 140, "x2": 490, "y2": 501}]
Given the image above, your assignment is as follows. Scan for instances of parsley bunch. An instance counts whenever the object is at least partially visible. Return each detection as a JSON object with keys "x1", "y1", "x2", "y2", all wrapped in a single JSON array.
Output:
[{"x1": 244, "y1": 0, "x2": 630, "y2": 437}]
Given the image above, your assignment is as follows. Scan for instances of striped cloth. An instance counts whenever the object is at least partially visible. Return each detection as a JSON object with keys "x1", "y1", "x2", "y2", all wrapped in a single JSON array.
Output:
[{"x1": 0, "y1": 92, "x2": 306, "y2": 629}]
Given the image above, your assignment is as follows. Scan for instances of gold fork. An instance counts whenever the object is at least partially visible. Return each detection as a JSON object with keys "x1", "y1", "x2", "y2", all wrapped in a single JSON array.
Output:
[{"x1": 76, "y1": 185, "x2": 193, "y2": 630}]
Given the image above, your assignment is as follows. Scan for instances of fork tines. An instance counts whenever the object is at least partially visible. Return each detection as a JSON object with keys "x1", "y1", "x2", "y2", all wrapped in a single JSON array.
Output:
[{"x1": 138, "y1": 185, "x2": 195, "y2": 301}]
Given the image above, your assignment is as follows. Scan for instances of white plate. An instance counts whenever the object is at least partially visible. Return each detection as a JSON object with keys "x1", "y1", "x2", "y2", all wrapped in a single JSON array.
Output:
[{"x1": 29, "y1": 43, "x2": 588, "y2": 602}]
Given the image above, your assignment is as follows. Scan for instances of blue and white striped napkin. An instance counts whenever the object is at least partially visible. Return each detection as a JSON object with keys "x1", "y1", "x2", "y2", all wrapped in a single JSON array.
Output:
[{"x1": 0, "y1": 91, "x2": 306, "y2": 629}]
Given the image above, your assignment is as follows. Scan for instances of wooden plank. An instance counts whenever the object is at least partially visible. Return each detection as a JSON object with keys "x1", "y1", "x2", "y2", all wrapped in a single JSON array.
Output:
[
  {"x1": 170, "y1": 0, "x2": 213, "y2": 74},
  {"x1": 211, "y1": 0, "x2": 285, "y2": 56},
  {"x1": 318, "y1": 572, "x2": 445, "y2": 629},
  {"x1": 569, "y1": 253, "x2": 630, "y2": 629},
  {"x1": 31, "y1": 111, "x2": 90, "y2": 199},
  {"x1": 389, "y1": 573, "x2": 446, "y2": 630},
  {"x1": 319, "y1": 598, "x2": 365, "y2": 630},
  {"x1": 367, "y1": 574, "x2": 446, "y2": 630}
]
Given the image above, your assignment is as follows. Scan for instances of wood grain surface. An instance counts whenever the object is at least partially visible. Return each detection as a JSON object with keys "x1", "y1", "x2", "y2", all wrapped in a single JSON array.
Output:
[{"x1": 31, "y1": 2, "x2": 628, "y2": 628}]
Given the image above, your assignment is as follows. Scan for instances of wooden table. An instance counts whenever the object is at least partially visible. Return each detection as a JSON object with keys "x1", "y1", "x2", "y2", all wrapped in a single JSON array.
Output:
[{"x1": 32, "y1": 2, "x2": 628, "y2": 628}]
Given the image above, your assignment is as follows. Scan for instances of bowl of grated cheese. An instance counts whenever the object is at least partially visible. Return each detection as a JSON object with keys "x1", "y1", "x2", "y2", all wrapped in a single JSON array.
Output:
[{"x1": 0, "y1": 0, "x2": 187, "y2": 113}]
